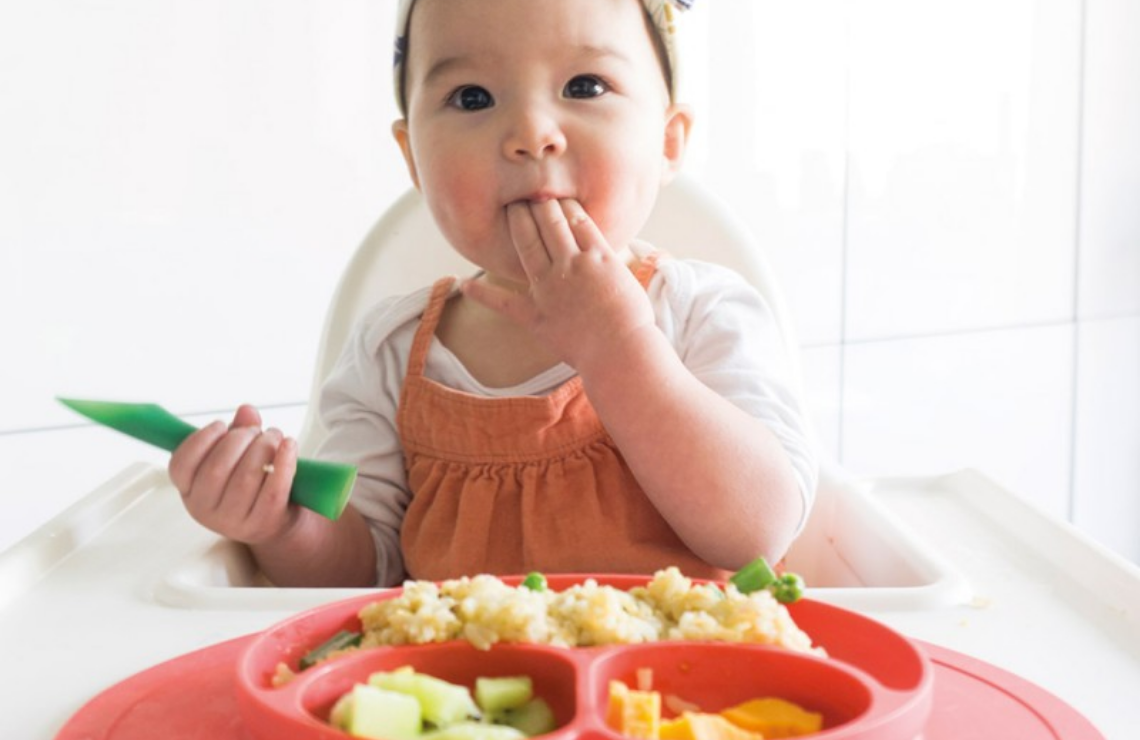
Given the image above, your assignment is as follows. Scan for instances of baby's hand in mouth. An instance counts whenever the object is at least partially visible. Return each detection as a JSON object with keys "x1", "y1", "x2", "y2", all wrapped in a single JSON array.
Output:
[{"x1": 465, "y1": 198, "x2": 655, "y2": 374}]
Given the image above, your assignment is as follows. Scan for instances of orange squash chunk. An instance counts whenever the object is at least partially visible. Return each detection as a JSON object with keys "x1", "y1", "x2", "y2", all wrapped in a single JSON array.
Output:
[
  {"x1": 661, "y1": 712, "x2": 766, "y2": 740},
  {"x1": 720, "y1": 698, "x2": 822, "y2": 738}
]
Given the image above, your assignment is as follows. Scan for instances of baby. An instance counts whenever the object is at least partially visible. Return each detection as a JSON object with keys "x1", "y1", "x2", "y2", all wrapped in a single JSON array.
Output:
[{"x1": 169, "y1": 0, "x2": 817, "y2": 587}]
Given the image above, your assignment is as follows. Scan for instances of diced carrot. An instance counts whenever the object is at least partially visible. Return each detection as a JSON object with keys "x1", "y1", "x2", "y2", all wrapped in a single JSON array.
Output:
[
  {"x1": 607, "y1": 680, "x2": 662, "y2": 740},
  {"x1": 720, "y1": 698, "x2": 823, "y2": 738}
]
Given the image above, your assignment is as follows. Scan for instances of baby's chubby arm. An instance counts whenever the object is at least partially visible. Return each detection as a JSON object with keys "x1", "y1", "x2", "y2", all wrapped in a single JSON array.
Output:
[
  {"x1": 462, "y1": 199, "x2": 804, "y2": 568},
  {"x1": 168, "y1": 404, "x2": 377, "y2": 587}
]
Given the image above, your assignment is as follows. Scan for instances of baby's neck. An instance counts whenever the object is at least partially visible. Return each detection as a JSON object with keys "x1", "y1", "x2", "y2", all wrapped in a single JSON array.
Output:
[{"x1": 435, "y1": 290, "x2": 563, "y2": 389}]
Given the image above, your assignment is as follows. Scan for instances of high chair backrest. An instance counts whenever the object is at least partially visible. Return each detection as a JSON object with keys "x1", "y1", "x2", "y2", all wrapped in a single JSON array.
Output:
[{"x1": 298, "y1": 174, "x2": 803, "y2": 455}]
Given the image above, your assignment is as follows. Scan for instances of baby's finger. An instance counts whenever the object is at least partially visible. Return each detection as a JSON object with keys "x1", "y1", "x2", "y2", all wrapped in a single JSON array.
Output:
[
  {"x1": 249, "y1": 435, "x2": 299, "y2": 526},
  {"x1": 507, "y1": 202, "x2": 551, "y2": 280},
  {"x1": 527, "y1": 199, "x2": 579, "y2": 263},
  {"x1": 560, "y1": 199, "x2": 611, "y2": 254},
  {"x1": 230, "y1": 428, "x2": 286, "y2": 517},
  {"x1": 189, "y1": 425, "x2": 261, "y2": 511},
  {"x1": 168, "y1": 420, "x2": 227, "y2": 494},
  {"x1": 230, "y1": 404, "x2": 262, "y2": 430}
]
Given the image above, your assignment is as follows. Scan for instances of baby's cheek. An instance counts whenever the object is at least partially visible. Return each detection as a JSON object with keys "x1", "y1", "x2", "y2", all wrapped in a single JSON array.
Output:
[
  {"x1": 584, "y1": 186, "x2": 649, "y2": 249},
  {"x1": 582, "y1": 149, "x2": 659, "y2": 245},
  {"x1": 425, "y1": 172, "x2": 494, "y2": 237}
]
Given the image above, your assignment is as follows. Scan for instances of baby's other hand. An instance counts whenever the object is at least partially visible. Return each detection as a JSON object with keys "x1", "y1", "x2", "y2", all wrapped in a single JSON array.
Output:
[{"x1": 168, "y1": 404, "x2": 300, "y2": 544}]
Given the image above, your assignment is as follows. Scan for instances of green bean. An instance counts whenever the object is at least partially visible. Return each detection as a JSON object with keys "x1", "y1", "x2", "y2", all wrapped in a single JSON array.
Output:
[
  {"x1": 730, "y1": 557, "x2": 806, "y2": 604},
  {"x1": 299, "y1": 629, "x2": 363, "y2": 670},
  {"x1": 729, "y1": 556, "x2": 778, "y2": 594}
]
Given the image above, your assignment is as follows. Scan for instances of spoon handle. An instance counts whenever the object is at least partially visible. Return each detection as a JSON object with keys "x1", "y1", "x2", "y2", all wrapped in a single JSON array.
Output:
[{"x1": 57, "y1": 397, "x2": 355, "y2": 520}]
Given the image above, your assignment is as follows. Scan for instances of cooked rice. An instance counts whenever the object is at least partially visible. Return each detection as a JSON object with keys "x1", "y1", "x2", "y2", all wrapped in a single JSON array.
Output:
[{"x1": 358, "y1": 567, "x2": 820, "y2": 654}]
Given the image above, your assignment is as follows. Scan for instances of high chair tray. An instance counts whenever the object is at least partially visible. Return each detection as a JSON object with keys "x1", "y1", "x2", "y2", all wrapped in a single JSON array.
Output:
[
  {"x1": 4, "y1": 464, "x2": 1138, "y2": 738},
  {"x1": 54, "y1": 634, "x2": 1101, "y2": 740}
]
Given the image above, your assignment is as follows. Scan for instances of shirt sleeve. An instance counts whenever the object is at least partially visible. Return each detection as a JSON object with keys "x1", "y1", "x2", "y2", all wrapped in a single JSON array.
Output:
[
  {"x1": 648, "y1": 258, "x2": 819, "y2": 533},
  {"x1": 315, "y1": 291, "x2": 429, "y2": 587}
]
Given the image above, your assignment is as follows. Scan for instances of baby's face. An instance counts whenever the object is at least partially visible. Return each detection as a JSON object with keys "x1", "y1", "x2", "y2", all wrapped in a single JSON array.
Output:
[{"x1": 393, "y1": 0, "x2": 690, "y2": 286}]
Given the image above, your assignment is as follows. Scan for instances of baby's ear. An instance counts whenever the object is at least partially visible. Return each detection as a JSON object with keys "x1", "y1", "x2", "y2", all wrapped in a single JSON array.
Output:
[
  {"x1": 661, "y1": 103, "x2": 693, "y2": 185},
  {"x1": 392, "y1": 119, "x2": 421, "y2": 190}
]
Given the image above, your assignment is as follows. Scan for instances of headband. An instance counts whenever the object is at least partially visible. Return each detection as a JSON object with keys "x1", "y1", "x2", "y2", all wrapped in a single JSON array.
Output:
[{"x1": 393, "y1": 0, "x2": 694, "y2": 114}]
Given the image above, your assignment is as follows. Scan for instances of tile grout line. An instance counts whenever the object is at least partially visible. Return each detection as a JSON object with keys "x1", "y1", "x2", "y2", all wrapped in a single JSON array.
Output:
[
  {"x1": 836, "y1": 10, "x2": 853, "y2": 466},
  {"x1": 0, "y1": 400, "x2": 308, "y2": 439},
  {"x1": 1066, "y1": 0, "x2": 1088, "y2": 525}
]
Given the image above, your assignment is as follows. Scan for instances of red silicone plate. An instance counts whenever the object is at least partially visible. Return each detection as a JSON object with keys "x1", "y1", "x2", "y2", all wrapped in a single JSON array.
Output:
[
  {"x1": 53, "y1": 637, "x2": 1106, "y2": 740},
  {"x1": 235, "y1": 574, "x2": 934, "y2": 740}
]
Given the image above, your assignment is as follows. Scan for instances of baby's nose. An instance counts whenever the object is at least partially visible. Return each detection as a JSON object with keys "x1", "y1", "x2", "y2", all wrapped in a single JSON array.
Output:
[{"x1": 503, "y1": 106, "x2": 567, "y2": 160}]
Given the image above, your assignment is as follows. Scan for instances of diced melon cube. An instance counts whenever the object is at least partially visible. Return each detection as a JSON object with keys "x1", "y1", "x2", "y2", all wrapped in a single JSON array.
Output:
[
  {"x1": 476, "y1": 676, "x2": 534, "y2": 713},
  {"x1": 495, "y1": 697, "x2": 557, "y2": 737},
  {"x1": 370, "y1": 669, "x2": 481, "y2": 728},
  {"x1": 423, "y1": 720, "x2": 527, "y2": 740},
  {"x1": 345, "y1": 684, "x2": 423, "y2": 740},
  {"x1": 329, "y1": 692, "x2": 354, "y2": 731}
]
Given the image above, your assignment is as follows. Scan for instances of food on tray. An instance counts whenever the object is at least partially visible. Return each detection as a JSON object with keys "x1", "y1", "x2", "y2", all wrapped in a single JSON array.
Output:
[
  {"x1": 606, "y1": 673, "x2": 823, "y2": 740},
  {"x1": 329, "y1": 666, "x2": 557, "y2": 740},
  {"x1": 356, "y1": 562, "x2": 817, "y2": 653},
  {"x1": 520, "y1": 572, "x2": 548, "y2": 592},
  {"x1": 300, "y1": 629, "x2": 363, "y2": 669},
  {"x1": 728, "y1": 559, "x2": 804, "y2": 604},
  {"x1": 719, "y1": 699, "x2": 823, "y2": 739},
  {"x1": 607, "y1": 679, "x2": 661, "y2": 739}
]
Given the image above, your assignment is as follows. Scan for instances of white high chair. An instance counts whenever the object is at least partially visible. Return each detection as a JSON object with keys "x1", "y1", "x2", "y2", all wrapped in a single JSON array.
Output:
[
  {"x1": 297, "y1": 173, "x2": 804, "y2": 456},
  {"x1": 289, "y1": 176, "x2": 987, "y2": 613}
]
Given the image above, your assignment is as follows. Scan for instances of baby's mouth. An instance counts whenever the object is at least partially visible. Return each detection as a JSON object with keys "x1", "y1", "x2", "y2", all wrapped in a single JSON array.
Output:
[{"x1": 506, "y1": 190, "x2": 576, "y2": 207}]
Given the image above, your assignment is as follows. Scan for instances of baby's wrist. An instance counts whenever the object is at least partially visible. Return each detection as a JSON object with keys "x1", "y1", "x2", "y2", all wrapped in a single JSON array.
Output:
[{"x1": 574, "y1": 324, "x2": 673, "y2": 387}]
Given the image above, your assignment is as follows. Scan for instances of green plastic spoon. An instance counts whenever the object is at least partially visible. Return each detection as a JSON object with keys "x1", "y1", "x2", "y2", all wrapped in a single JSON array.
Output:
[{"x1": 57, "y1": 397, "x2": 356, "y2": 520}]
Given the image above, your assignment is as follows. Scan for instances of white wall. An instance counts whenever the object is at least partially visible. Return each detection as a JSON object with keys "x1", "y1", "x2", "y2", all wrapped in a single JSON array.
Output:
[{"x1": 2, "y1": 0, "x2": 1137, "y2": 563}]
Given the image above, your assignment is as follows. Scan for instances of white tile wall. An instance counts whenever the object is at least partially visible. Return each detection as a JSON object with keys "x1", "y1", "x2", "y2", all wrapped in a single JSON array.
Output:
[
  {"x1": 844, "y1": 0, "x2": 1081, "y2": 341},
  {"x1": 1073, "y1": 317, "x2": 1140, "y2": 563},
  {"x1": 799, "y1": 346, "x2": 843, "y2": 465},
  {"x1": 840, "y1": 325, "x2": 1077, "y2": 519},
  {"x1": 1079, "y1": 0, "x2": 1140, "y2": 318},
  {"x1": 2, "y1": 0, "x2": 1138, "y2": 565},
  {"x1": 0, "y1": 0, "x2": 405, "y2": 433},
  {"x1": 696, "y1": 0, "x2": 849, "y2": 348}
]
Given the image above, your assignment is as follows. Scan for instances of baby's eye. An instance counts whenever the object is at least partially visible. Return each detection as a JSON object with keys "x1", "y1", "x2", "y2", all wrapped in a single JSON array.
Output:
[
  {"x1": 563, "y1": 75, "x2": 609, "y2": 100},
  {"x1": 447, "y1": 85, "x2": 494, "y2": 111}
]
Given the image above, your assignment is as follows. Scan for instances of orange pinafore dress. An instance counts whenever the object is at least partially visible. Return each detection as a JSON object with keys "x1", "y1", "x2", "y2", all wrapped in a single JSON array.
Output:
[{"x1": 396, "y1": 258, "x2": 730, "y2": 582}]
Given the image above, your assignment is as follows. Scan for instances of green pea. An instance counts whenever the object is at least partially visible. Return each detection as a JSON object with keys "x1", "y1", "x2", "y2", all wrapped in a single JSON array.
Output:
[{"x1": 772, "y1": 573, "x2": 805, "y2": 604}]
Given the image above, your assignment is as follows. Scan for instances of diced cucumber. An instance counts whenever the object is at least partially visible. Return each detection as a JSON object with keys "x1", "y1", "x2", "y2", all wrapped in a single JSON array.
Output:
[
  {"x1": 342, "y1": 684, "x2": 423, "y2": 740},
  {"x1": 475, "y1": 676, "x2": 533, "y2": 713},
  {"x1": 495, "y1": 698, "x2": 557, "y2": 737},
  {"x1": 370, "y1": 668, "x2": 481, "y2": 727},
  {"x1": 423, "y1": 721, "x2": 527, "y2": 740}
]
